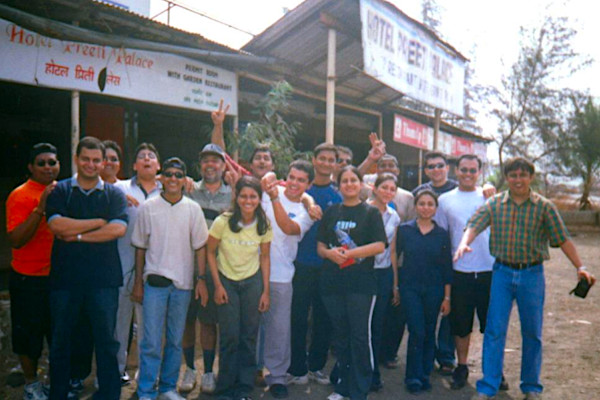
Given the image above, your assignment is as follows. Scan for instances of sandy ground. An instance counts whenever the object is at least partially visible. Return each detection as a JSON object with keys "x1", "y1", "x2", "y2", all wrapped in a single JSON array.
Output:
[{"x1": 2, "y1": 229, "x2": 599, "y2": 400}]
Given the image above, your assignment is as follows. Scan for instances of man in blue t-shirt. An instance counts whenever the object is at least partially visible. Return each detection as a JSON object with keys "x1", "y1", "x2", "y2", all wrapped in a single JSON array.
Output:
[
  {"x1": 287, "y1": 143, "x2": 342, "y2": 385},
  {"x1": 46, "y1": 137, "x2": 128, "y2": 400}
]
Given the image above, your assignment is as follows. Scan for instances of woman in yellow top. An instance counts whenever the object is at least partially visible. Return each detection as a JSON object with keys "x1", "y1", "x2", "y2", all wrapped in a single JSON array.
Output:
[{"x1": 207, "y1": 175, "x2": 272, "y2": 400}]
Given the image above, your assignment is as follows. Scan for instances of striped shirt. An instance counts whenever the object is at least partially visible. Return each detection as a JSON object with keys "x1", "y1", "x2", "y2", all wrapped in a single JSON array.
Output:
[{"x1": 467, "y1": 190, "x2": 569, "y2": 263}]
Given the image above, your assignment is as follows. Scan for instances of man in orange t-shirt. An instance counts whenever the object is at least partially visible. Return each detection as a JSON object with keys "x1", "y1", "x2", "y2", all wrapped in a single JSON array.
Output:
[{"x1": 6, "y1": 142, "x2": 59, "y2": 400}]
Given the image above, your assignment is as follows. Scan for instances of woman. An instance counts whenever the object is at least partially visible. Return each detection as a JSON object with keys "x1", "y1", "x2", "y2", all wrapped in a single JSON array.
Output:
[
  {"x1": 366, "y1": 173, "x2": 401, "y2": 391},
  {"x1": 394, "y1": 189, "x2": 452, "y2": 394},
  {"x1": 207, "y1": 175, "x2": 272, "y2": 400},
  {"x1": 101, "y1": 140, "x2": 122, "y2": 183},
  {"x1": 317, "y1": 166, "x2": 386, "y2": 400}
]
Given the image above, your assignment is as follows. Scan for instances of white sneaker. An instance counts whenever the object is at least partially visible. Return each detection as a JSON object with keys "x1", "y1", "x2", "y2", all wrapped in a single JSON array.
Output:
[
  {"x1": 327, "y1": 392, "x2": 347, "y2": 400},
  {"x1": 179, "y1": 368, "x2": 197, "y2": 392},
  {"x1": 201, "y1": 372, "x2": 216, "y2": 393},
  {"x1": 308, "y1": 370, "x2": 330, "y2": 385},
  {"x1": 23, "y1": 381, "x2": 48, "y2": 400},
  {"x1": 157, "y1": 390, "x2": 185, "y2": 400},
  {"x1": 286, "y1": 373, "x2": 309, "y2": 385}
]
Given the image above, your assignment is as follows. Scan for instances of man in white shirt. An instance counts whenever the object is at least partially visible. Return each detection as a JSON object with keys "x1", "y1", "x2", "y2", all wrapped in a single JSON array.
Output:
[
  {"x1": 260, "y1": 160, "x2": 315, "y2": 399},
  {"x1": 436, "y1": 154, "x2": 506, "y2": 391}
]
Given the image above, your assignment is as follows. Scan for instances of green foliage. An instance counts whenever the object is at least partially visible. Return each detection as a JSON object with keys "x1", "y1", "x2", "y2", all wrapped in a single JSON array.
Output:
[{"x1": 238, "y1": 81, "x2": 306, "y2": 176}]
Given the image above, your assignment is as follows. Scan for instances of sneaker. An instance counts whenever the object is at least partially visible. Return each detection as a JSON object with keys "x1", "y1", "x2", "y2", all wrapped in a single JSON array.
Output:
[
  {"x1": 308, "y1": 370, "x2": 330, "y2": 385},
  {"x1": 471, "y1": 393, "x2": 495, "y2": 400},
  {"x1": 437, "y1": 362, "x2": 455, "y2": 376},
  {"x1": 23, "y1": 381, "x2": 48, "y2": 400},
  {"x1": 524, "y1": 393, "x2": 542, "y2": 400},
  {"x1": 269, "y1": 383, "x2": 288, "y2": 399},
  {"x1": 451, "y1": 364, "x2": 469, "y2": 390},
  {"x1": 326, "y1": 392, "x2": 346, "y2": 400},
  {"x1": 499, "y1": 374, "x2": 509, "y2": 391},
  {"x1": 157, "y1": 390, "x2": 186, "y2": 400},
  {"x1": 179, "y1": 368, "x2": 197, "y2": 392},
  {"x1": 255, "y1": 370, "x2": 267, "y2": 387},
  {"x1": 121, "y1": 371, "x2": 132, "y2": 386},
  {"x1": 68, "y1": 379, "x2": 84, "y2": 393},
  {"x1": 286, "y1": 373, "x2": 308, "y2": 385},
  {"x1": 201, "y1": 372, "x2": 216, "y2": 394}
]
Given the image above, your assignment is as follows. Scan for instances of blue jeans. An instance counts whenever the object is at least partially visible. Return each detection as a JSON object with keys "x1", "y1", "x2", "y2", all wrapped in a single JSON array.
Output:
[
  {"x1": 400, "y1": 283, "x2": 443, "y2": 388},
  {"x1": 217, "y1": 272, "x2": 263, "y2": 399},
  {"x1": 435, "y1": 316, "x2": 456, "y2": 366},
  {"x1": 50, "y1": 287, "x2": 120, "y2": 400},
  {"x1": 137, "y1": 283, "x2": 191, "y2": 399},
  {"x1": 477, "y1": 262, "x2": 545, "y2": 396}
]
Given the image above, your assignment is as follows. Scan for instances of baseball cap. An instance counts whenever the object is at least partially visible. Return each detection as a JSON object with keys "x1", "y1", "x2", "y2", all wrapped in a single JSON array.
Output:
[
  {"x1": 162, "y1": 157, "x2": 187, "y2": 175},
  {"x1": 199, "y1": 143, "x2": 225, "y2": 161}
]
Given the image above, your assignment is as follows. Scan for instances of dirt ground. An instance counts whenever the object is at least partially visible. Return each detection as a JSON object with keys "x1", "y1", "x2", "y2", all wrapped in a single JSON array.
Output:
[{"x1": 2, "y1": 229, "x2": 599, "y2": 400}]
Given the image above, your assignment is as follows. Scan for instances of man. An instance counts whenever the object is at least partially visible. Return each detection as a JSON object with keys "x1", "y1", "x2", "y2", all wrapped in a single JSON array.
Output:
[
  {"x1": 180, "y1": 143, "x2": 233, "y2": 393},
  {"x1": 6, "y1": 143, "x2": 59, "y2": 400},
  {"x1": 288, "y1": 144, "x2": 341, "y2": 386},
  {"x1": 455, "y1": 157, "x2": 596, "y2": 400},
  {"x1": 332, "y1": 145, "x2": 353, "y2": 181},
  {"x1": 436, "y1": 155, "x2": 507, "y2": 390},
  {"x1": 131, "y1": 157, "x2": 209, "y2": 400},
  {"x1": 412, "y1": 151, "x2": 458, "y2": 196},
  {"x1": 113, "y1": 143, "x2": 162, "y2": 385},
  {"x1": 46, "y1": 137, "x2": 128, "y2": 400},
  {"x1": 260, "y1": 160, "x2": 315, "y2": 398}
]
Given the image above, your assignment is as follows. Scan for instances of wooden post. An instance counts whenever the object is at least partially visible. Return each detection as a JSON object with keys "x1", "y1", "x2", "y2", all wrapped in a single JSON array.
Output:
[
  {"x1": 433, "y1": 108, "x2": 441, "y2": 150},
  {"x1": 71, "y1": 90, "x2": 80, "y2": 174},
  {"x1": 325, "y1": 28, "x2": 336, "y2": 144}
]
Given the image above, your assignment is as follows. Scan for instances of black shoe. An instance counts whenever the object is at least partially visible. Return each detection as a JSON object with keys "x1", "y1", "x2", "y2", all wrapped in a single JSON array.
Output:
[
  {"x1": 451, "y1": 365, "x2": 469, "y2": 390},
  {"x1": 370, "y1": 380, "x2": 384, "y2": 392},
  {"x1": 421, "y1": 381, "x2": 432, "y2": 392},
  {"x1": 269, "y1": 384, "x2": 288, "y2": 399},
  {"x1": 499, "y1": 374, "x2": 509, "y2": 391},
  {"x1": 406, "y1": 382, "x2": 422, "y2": 394},
  {"x1": 438, "y1": 363, "x2": 455, "y2": 376}
]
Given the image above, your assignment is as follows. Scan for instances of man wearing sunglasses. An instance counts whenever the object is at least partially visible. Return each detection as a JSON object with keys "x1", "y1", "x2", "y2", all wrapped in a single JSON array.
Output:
[
  {"x1": 412, "y1": 151, "x2": 458, "y2": 197},
  {"x1": 131, "y1": 157, "x2": 209, "y2": 400},
  {"x1": 6, "y1": 143, "x2": 59, "y2": 400},
  {"x1": 436, "y1": 155, "x2": 507, "y2": 391}
]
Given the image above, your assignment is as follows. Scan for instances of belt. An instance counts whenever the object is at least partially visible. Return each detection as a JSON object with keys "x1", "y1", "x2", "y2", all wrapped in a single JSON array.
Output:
[{"x1": 496, "y1": 258, "x2": 543, "y2": 270}]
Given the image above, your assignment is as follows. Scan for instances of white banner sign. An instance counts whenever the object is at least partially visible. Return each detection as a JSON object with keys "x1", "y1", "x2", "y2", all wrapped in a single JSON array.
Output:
[
  {"x1": 359, "y1": 0, "x2": 465, "y2": 116},
  {"x1": 0, "y1": 18, "x2": 238, "y2": 114}
]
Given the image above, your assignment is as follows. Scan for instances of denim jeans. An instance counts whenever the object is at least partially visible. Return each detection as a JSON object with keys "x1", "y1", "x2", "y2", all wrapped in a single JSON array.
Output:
[
  {"x1": 371, "y1": 268, "x2": 393, "y2": 386},
  {"x1": 435, "y1": 316, "x2": 456, "y2": 366},
  {"x1": 137, "y1": 283, "x2": 191, "y2": 399},
  {"x1": 477, "y1": 262, "x2": 545, "y2": 396},
  {"x1": 380, "y1": 296, "x2": 407, "y2": 362},
  {"x1": 50, "y1": 287, "x2": 120, "y2": 400},
  {"x1": 216, "y1": 272, "x2": 263, "y2": 399},
  {"x1": 288, "y1": 264, "x2": 331, "y2": 376},
  {"x1": 400, "y1": 283, "x2": 443, "y2": 388}
]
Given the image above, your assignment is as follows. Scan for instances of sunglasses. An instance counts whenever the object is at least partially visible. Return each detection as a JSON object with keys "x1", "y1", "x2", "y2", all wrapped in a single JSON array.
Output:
[
  {"x1": 105, "y1": 157, "x2": 119, "y2": 163},
  {"x1": 137, "y1": 152, "x2": 157, "y2": 160},
  {"x1": 35, "y1": 159, "x2": 58, "y2": 167},
  {"x1": 163, "y1": 171, "x2": 184, "y2": 179},
  {"x1": 459, "y1": 167, "x2": 478, "y2": 174},
  {"x1": 337, "y1": 158, "x2": 352, "y2": 164},
  {"x1": 425, "y1": 162, "x2": 446, "y2": 170}
]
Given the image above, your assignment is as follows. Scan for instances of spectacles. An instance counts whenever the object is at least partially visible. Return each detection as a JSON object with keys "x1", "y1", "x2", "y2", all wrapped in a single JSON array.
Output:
[
  {"x1": 337, "y1": 158, "x2": 352, "y2": 164},
  {"x1": 35, "y1": 159, "x2": 58, "y2": 167},
  {"x1": 163, "y1": 171, "x2": 184, "y2": 179},
  {"x1": 137, "y1": 152, "x2": 157, "y2": 160},
  {"x1": 425, "y1": 163, "x2": 446, "y2": 170},
  {"x1": 459, "y1": 167, "x2": 478, "y2": 174},
  {"x1": 105, "y1": 157, "x2": 119, "y2": 163}
]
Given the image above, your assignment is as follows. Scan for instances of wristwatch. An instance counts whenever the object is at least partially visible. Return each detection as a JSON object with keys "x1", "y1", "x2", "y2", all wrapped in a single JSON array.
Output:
[{"x1": 77, "y1": 234, "x2": 82, "y2": 242}]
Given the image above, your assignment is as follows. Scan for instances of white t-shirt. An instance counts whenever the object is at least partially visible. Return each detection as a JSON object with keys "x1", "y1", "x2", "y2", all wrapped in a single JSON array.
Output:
[
  {"x1": 132, "y1": 195, "x2": 209, "y2": 290},
  {"x1": 436, "y1": 188, "x2": 494, "y2": 273},
  {"x1": 262, "y1": 186, "x2": 313, "y2": 283}
]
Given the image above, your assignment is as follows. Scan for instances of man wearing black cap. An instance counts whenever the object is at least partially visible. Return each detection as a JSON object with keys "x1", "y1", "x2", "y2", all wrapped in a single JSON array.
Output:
[
  {"x1": 180, "y1": 143, "x2": 233, "y2": 393},
  {"x1": 131, "y1": 157, "x2": 209, "y2": 400},
  {"x1": 7, "y1": 143, "x2": 59, "y2": 400}
]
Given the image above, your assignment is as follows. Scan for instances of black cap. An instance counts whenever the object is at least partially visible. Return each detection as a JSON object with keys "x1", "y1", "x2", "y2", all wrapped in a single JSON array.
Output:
[
  {"x1": 162, "y1": 157, "x2": 186, "y2": 175},
  {"x1": 29, "y1": 143, "x2": 57, "y2": 164}
]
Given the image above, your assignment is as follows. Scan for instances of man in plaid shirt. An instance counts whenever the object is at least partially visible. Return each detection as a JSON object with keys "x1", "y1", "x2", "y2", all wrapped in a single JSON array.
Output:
[{"x1": 454, "y1": 157, "x2": 596, "y2": 400}]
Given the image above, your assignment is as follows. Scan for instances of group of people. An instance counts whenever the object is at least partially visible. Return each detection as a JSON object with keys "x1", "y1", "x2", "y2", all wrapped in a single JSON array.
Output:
[{"x1": 6, "y1": 102, "x2": 596, "y2": 400}]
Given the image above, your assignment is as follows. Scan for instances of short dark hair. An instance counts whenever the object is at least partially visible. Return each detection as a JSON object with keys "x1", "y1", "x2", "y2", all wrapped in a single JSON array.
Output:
[
  {"x1": 76, "y1": 136, "x2": 105, "y2": 157},
  {"x1": 423, "y1": 151, "x2": 447, "y2": 165},
  {"x1": 29, "y1": 142, "x2": 57, "y2": 165},
  {"x1": 250, "y1": 145, "x2": 274, "y2": 163},
  {"x1": 336, "y1": 145, "x2": 353, "y2": 161},
  {"x1": 457, "y1": 154, "x2": 482, "y2": 170},
  {"x1": 374, "y1": 172, "x2": 398, "y2": 188},
  {"x1": 102, "y1": 140, "x2": 122, "y2": 162},
  {"x1": 134, "y1": 142, "x2": 161, "y2": 165},
  {"x1": 377, "y1": 154, "x2": 399, "y2": 168},
  {"x1": 288, "y1": 159, "x2": 314, "y2": 182},
  {"x1": 503, "y1": 157, "x2": 535, "y2": 176},
  {"x1": 414, "y1": 188, "x2": 438, "y2": 206},
  {"x1": 336, "y1": 165, "x2": 362, "y2": 186},
  {"x1": 313, "y1": 143, "x2": 338, "y2": 158}
]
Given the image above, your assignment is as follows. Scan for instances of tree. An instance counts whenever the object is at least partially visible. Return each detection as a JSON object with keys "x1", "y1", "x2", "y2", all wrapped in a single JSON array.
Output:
[
  {"x1": 557, "y1": 97, "x2": 600, "y2": 209},
  {"x1": 482, "y1": 16, "x2": 590, "y2": 188}
]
